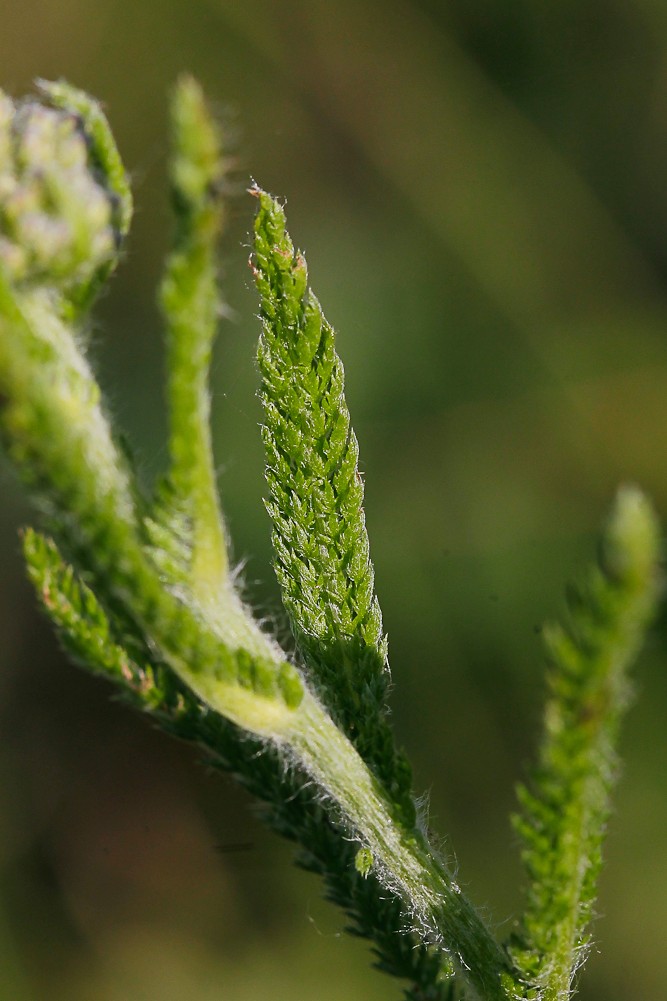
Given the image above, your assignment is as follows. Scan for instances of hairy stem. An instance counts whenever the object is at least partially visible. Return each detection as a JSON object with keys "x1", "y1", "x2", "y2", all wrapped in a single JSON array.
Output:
[{"x1": 281, "y1": 692, "x2": 515, "y2": 1001}]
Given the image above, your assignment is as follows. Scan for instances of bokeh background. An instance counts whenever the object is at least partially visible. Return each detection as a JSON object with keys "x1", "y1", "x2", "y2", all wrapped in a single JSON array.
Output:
[{"x1": 1, "y1": 1, "x2": 666, "y2": 998}]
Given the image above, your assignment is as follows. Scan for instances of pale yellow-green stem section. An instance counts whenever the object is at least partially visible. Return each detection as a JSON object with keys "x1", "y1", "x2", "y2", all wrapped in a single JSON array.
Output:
[
  {"x1": 183, "y1": 668, "x2": 515, "y2": 1001},
  {"x1": 286, "y1": 693, "x2": 515, "y2": 1001}
]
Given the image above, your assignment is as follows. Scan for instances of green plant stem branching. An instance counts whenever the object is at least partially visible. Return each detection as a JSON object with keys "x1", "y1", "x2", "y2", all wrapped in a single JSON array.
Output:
[{"x1": 0, "y1": 77, "x2": 660, "y2": 1001}]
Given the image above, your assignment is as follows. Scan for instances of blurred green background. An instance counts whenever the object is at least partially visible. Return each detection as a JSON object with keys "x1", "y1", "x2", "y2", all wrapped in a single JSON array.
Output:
[{"x1": 1, "y1": 1, "x2": 666, "y2": 998}]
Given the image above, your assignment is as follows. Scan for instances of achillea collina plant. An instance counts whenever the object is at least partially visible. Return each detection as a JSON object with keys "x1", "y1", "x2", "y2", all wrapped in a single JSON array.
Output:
[{"x1": 0, "y1": 78, "x2": 661, "y2": 1001}]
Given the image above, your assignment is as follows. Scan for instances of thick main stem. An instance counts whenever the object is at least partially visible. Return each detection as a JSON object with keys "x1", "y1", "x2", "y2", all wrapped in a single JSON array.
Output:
[{"x1": 283, "y1": 692, "x2": 515, "y2": 1001}]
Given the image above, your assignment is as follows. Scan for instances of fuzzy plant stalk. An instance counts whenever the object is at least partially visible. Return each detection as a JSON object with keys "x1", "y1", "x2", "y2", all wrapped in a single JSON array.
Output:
[{"x1": 0, "y1": 78, "x2": 661, "y2": 1001}]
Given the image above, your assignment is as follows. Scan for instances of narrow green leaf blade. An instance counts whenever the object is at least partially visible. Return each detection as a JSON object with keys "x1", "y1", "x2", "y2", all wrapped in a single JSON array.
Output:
[{"x1": 158, "y1": 76, "x2": 230, "y2": 607}]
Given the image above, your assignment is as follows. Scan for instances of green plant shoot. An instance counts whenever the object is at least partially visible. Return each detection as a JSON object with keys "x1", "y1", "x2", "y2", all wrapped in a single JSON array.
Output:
[{"x1": 0, "y1": 78, "x2": 661, "y2": 1001}]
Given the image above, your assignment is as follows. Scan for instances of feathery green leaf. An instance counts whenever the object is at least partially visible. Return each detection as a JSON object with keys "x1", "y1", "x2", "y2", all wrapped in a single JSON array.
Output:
[
  {"x1": 251, "y1": 187, "x2": 414, "y2": 824},
  {"x1": 22, "y1": 528, "x2": 161, "y2": 702},
  {"x1": 511, "y1": 485, "x2": 661, "y2": 1000}
]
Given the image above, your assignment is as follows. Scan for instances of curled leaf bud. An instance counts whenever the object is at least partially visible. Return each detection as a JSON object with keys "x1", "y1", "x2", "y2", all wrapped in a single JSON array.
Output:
[{"x1": 0, "y1": 89, "x2": 119, "y2": 292}]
